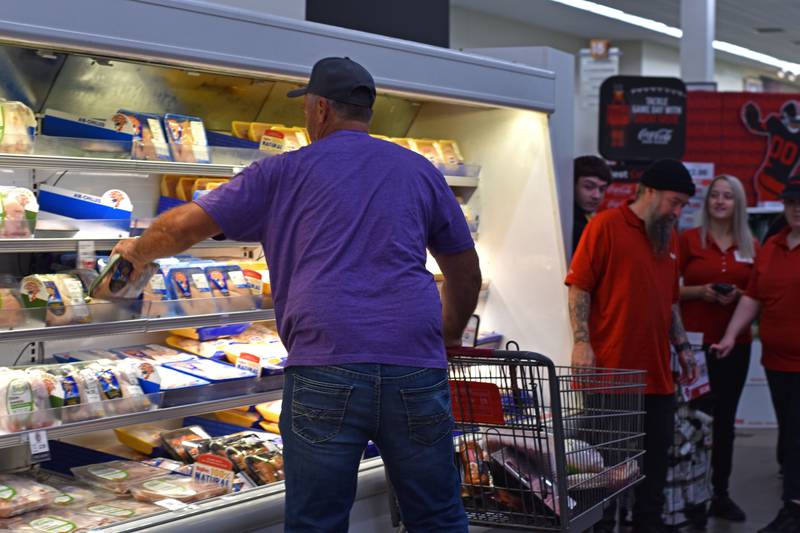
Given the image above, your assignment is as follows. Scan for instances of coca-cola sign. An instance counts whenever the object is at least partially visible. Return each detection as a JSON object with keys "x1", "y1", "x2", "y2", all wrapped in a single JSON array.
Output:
[{"x1": 599, "y1": 75, "x2": 686, "y2": 161}]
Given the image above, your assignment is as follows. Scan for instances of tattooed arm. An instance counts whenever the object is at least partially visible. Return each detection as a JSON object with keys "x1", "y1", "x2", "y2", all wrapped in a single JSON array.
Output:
[
  {"x1": 670, "y1": 303, "x2": 697, "y2": 384},
  {"x1": 568, "y1": 285, "x2": 595, "y2": 367}
]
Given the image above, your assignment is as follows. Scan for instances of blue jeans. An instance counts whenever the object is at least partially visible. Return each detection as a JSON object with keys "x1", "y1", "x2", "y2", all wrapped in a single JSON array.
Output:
[{"x1": 279, "y1": 363, "x2": 468, "y2": 533}]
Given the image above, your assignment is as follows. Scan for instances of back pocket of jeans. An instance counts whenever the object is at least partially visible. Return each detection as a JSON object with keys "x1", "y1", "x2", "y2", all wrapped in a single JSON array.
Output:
[
  {"x1": 400, "y1": 378, "x2": 454, "y2": 446},
  {"x1": 291, "y1": 374, "x2": 353, "y2": 445}
]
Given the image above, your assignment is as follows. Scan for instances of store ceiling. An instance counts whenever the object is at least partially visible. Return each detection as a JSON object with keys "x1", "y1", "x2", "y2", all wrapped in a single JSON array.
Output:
[{"x1": 452, "y1": 0, "x2": 800, "y2": 69}]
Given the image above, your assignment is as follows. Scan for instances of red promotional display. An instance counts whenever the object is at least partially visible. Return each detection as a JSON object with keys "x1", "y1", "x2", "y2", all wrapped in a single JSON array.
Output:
[{"x1": 684, "y1": 92, "x2": 800, "y2": 205}]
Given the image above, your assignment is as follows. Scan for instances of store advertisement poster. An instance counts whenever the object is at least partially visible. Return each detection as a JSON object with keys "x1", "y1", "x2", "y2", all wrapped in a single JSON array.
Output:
[
  {"x1": 684, "y1": 92, "x2": 800, "y2": 206},
  {"x1": 598, "y1": 76, "x2": 687, "y2": 161}
]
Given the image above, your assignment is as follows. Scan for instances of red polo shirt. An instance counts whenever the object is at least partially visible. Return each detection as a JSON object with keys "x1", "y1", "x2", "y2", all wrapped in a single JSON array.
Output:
[
  {"x1": 679, "y1": 228, "x2": 759, "y2": 345},
  {"x1": 565, "y1": 204, "x2": 680, "y2": 395},
  {"x1": 745, "y1": 226, "x2": 800, "y2": 372}
]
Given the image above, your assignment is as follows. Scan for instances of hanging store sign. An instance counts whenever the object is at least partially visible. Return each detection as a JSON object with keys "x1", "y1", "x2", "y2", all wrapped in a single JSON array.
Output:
[{"x1": 598, "y1": 76, "x2": 687, "y2": 161}]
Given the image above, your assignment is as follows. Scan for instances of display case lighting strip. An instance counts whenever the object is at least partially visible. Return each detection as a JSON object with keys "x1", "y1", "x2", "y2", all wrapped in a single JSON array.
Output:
[{"x1": 548, "y1": 0, "x2": 800, "y2": 74}]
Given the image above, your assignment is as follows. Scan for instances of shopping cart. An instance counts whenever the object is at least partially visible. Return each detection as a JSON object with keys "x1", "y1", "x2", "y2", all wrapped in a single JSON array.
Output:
[{"x1": 390, "y1": 346, "x2": 646, "y2": 532}]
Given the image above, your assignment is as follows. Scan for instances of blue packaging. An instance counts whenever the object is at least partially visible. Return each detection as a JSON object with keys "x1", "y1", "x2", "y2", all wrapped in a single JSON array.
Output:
[{"x1": 163, "y1": 359, "x2": 257, "y2": 383}]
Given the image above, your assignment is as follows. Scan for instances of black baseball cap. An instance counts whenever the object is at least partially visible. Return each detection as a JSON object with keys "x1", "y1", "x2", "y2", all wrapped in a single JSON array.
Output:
[
  {"x1": 287, "y1": 57, "x2": 376, "y2": 108},
  {"x1": 780, "y1": 176, "x2": 800, "y2": 200}
]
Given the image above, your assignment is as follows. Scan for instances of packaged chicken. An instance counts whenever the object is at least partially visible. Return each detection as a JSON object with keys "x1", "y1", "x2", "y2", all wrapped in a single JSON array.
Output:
[
  {"x1": 25, "y1": 369, "x2": 60, "y2": 430},
  {"x1": 231, "y1": 121, "x2": 251, "y2": 139},
  {"x1": 223, "y1": 343, "x2": 286, "y2": 375},
  {"x1": 20, "y1": 274, "x2": 90, "y2": 327},
  {"x1": 89, "y1": 254, "x2": 158, "y2": 301},
  {"x1": 164, "y1": 114, "x2": 210, "y2": 164},
  {"x1": 142, "y1": 270, "x2": 171, "y2": 318},
  {"x1": 0, "y1": 509, "x2": 108, "y2": 532},
  {"x1": 245, "y1": 452, "x2": 285, "y2": 486},
  {"x1": 45, "y1": 481, "x2": 114, "y2": 508},
  {"x1": 255, "y1": 400, "x2": 282, "y2": 423},
  {"x1": 0, "y1": 187, "x2": 38, "y2": 237},
  {"x1": 90, "y1": 362, "x2": 149, "y2": 416},
  {"x1": 0, "y1": 288, "x2": 24, "y2": 329},
  {"x1": 0, "y1": 476, "x2": 58, "y2": 518},
  {"x1": 269, "y1": 126, "x2": 308, "y2": 152},
  {"x1": 164, "y1": 359, "x2": 256, "y2": 383},
  {"x1": 204, "y1": 265, "x2": 254, "y2": 311},
  {"x1": 165, "y1": 336, "x2": 230, "y2": 360},
  {"x1": 80, "y1": 499, "x2": 160, "y2": 524},
  {"x1": 130, "y1": 476, "x2": 228, "y2": 503},
  {"x1": 115, "y1": 362, "x2": 151, "y2": 414},
  {"x1": 389, "y1": 137, "x2": 416, "y2": 151},
  {"x1": 160, "y1": 175, "x2": 181, "y2": 198},
  {"x1": 168, "y1": 268, "x2": 216, "y2": 316},
  {"x1": 0, "y1": 101, "x2": 36, "y2": 154},
  {"x1": 247, "y1": 122, "x2": 275, "y2": 143},
  {"x1": 160, "y1": 426, "x2": 212, "y2": 463},
  {"x1": 110, "y1": 110, "x2": 171, "y2": 161},
  {"x1": 57, "y1": 367, "x2": 105, "y2": 423},
  {"x1": 0, "y1": 371, "x2": 36, "y2": 433},
  {"x1": 71, "y1": 461, "x2": 167, "y2": 494},
  {"x1": 113, "y1": 425, "x2": 164, "y2": 456},
  {"x1": 212, "y1": 409, "x2": 261, "y2": 429},
  {"x1": 232, "y1": 323, "x2": 281, "y2": 344},
  {"x1": 112, "y1": 344, "x2": 195, "y2": 364},
  {"x1": 436, "y1": 139, "x2": 465, "y2": 168}
]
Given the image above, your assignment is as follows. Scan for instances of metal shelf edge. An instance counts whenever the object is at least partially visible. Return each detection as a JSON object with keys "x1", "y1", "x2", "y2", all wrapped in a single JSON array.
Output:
[
  {"x1": 0, "y1": 153, "x2": 245, "y2": 177},
  {"x1": 444, "y1": 175, "x2": 479, "y2": 188},
  {"x1": 0, "y1": 238, "x2": 261, "y2": 253},
  {"x1": 0, "y1": 309, "x2": 276, "y2": 343},
  {"x1": 0, "y1": 387, "x2": 284, "y2": 450}
]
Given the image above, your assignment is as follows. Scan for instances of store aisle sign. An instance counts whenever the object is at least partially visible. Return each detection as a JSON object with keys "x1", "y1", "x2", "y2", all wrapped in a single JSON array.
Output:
[{"x1": 599, "y1": 76, "x2": 687, "y2": 161}]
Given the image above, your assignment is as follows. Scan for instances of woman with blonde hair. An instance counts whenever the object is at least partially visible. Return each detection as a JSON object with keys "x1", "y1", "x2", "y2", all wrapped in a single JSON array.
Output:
[{"x1": 679, "y1": 174, "x2": 759, "y2": 523}]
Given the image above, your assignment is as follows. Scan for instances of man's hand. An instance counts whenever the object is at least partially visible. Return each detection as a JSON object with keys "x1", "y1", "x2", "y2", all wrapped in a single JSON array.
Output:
[
  {"x1": 572, "y1": 341, "x2": 596, "y2": 368},
  {"x1": 111, "y1": 238, "x2": 148, "y2": 281},
  {"x1": 444, "y1": 336, "x2": 464, "y2": 348},
  {"x1": 677, "y1": 348, "x2": 698, "y2": 385}
]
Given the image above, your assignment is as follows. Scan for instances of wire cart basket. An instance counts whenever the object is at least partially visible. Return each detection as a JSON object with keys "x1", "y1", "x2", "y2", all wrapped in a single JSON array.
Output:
[{"x1": 448, "y1": 346, "x2": 646, "y2": 532}]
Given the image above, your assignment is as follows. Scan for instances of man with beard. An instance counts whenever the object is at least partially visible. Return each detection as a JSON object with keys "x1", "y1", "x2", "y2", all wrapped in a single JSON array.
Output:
[{"x1": 565, "y1": 158, "x2": 698, "y2": 533}]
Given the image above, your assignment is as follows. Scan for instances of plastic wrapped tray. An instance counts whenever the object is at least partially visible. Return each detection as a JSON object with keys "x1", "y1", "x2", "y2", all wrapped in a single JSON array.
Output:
[
  {"x1": 70, "y1": 461, "x2": 168, "y2": 494},
  {"x1": 129, "y1": 475, "x2": 228, "y2": 503}
]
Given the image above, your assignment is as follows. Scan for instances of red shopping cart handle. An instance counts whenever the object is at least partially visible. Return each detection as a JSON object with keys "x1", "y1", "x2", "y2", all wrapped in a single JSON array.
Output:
[{"x1": 446, "y1": 346, "x2": 496, "y2": 358}]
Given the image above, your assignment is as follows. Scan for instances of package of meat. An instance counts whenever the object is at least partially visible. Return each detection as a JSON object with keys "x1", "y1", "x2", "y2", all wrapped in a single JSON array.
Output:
[
  {"x1": 25, "y1": 369, "x2": 59, "y2": 430},
  {"x1": 142, "y1": 270, "x2": 170, "y2": 318},
  {"x1": 0, "y1": 187, "x2": 37, "y2": 238},
  {"x1": 411, "y1": 139, "x2": 444, "y2": 167},
  {"x1": 71, "y1": 461, "x2": 168, "y2": 494},
  {"x1": 112, "y1": 344, "x2": 195, "y2": 364},
  {"x1": 204, "y1": 265, "x2": 254, "y2": 311},
  {"x1": 0, "y1": 371, "x2": 36, "y2": 433},
  {"x1": 74, "y1": 367, "x2": 106, "y2": 421},
  {"x1": 436, "y1": 139, "x2": 465, "y2": 168},
  {"x1": 0, "y1": 101, "x2": 36, "y2": 154},
  {"x1": 160, "y1": 426, "x2": 212, "y2": 463},
  {"x1": 165, "y1": 336, "x2": 231, "y2": 360},
  {"x1": 80, "y1": 499, "x2": 161, "y2": 524},
  {"x1": 163, "y1": 114, "x2": 210, "y2": 163},
  {"x1": 20, "y1": 275, "x2": 91, "y2": 327},
  {"x1": 163, "y1": 359, "x2": 256, "y2": 383},
  {"x1": 47, "y1": 482, "x2": 111, "y2": 508},
  {"x1": 89, "y1": 254, "x2": 158, "y2": 301},
  {"x1": 0, "y1": 476, "x2": 59, "y2": 518},
  {"x1": 129, "y1": 476, "x2": 228, "y2": 503},
  {"x1": 245, "y1": 452, "x2": 284, "y2": 486},
  {"x1": 109, "y1": 110, "x2": 171, "y2": 161},
  {"x1": 0, "y1": 288, "x2": 24, "y2": 329},
  {"x1": 167, "y1": 268, "x2": 216, "y2": 316},
  {"x1": 0, "y1": 509, "x2": 108, "y2": 532},
  {"x1": 114, "y1": 362, "x2": 152, "y2": 414},
  {"x1": 223, "y1": 435, "x2": 279, "y2": 473},
  {"x1": 232, "y1": 323, "x2": 281, "y2": 344}
]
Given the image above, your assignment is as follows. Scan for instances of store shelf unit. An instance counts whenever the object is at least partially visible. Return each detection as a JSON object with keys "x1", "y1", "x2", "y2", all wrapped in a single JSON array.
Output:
[
  {"x1": 0, "y1": 384, "x2": 282, "y2": 451},
  {"x1": 0, "y1": 237, "x2": 260, "y2": 253},
  {"x1": 444, "y1": 175, "x2": 479, "y2": 188}
]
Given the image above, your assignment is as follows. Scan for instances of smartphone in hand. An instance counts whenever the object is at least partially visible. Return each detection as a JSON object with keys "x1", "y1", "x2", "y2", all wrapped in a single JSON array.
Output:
[{"x1": 711, "y1": 283, "x2": 734, "y2": 295}]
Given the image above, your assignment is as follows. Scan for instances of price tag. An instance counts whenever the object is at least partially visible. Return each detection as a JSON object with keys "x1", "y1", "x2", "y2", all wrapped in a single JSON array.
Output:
[
  {"x1": 77, "y1": 240, "x2": 96, "y2": 270},
  {"x1": 27, "y1": 430, "x2": 50, "y2": 462},
  {"x1": 154, "y1": 498, "x2": 190, "y2": 512}
]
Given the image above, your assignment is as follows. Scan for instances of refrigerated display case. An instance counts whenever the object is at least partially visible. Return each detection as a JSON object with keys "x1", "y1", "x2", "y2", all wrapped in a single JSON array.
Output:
[{"x1": 0, "y1": 1, "x2": 572, "y2": 530}]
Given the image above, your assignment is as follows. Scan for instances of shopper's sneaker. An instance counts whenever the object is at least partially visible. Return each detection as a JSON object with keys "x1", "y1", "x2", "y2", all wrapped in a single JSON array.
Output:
[
  {"x1": 709, "y1": 494, "x2": 746, "y2": 522},
  {"x1": 758, "y1": 503, "x2": 800, "y2": 533}
]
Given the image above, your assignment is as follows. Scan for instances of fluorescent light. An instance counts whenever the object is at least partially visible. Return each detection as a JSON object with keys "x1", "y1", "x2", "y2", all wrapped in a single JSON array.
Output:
[{"x1": 548, "y1": 0, "x2": 800, "y2": 74}]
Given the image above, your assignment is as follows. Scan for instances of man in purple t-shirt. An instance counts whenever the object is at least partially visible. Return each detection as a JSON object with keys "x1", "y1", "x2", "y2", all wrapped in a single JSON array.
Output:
[{"x1": 114, "y1": 57, "x2": 481, "y2": 532}]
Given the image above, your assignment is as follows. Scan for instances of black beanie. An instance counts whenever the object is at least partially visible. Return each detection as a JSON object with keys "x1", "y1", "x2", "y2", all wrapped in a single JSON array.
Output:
[{"x1": 640, "y1": 159, "x2": 696, "y2": 196}]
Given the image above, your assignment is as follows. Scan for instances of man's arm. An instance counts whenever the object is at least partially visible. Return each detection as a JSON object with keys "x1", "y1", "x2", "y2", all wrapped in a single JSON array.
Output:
[
  {"x1": 568, "y1": 285, "x2": 595, "y2": 367},
  {"x1": 669, "y1": 303, "x2": 689, "y2": 347},
  {"x1": 670, "y1": 303, "x2": 698, "y2": 384},
  {"x1": 112, "y1": 203, "x2": 221, "y2": 272},
  {"x1": 432, "y1": 247, "x2": 482, "y2": 347}
]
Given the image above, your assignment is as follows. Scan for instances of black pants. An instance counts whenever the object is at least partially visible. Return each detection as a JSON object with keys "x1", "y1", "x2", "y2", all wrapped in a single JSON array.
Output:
[
  {"x1": 691, "y1": 343, "x2": 751, "y2": 496},
  {"x1": 593, "y1": 393, "x2": 675, "y2": 529},
  {"x1": 766, "y1": 369, "x2": 800, "y2": 502}
]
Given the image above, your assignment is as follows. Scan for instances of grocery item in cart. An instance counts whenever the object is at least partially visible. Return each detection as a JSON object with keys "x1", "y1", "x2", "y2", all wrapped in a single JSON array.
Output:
[
  {"x1": 0, "y1": 187, "x2": 38, "y2": 237},
  {"x1": 0, "y1": 476, "x2": 59, "y2": 518},
  {"x1": 163, "y1": 114, "x2": 210, "y2": 163},
  {"x1": 129, "y1": 476, "x2": 228, "y2": 503},
  {"x1": 71, "y1": 461, "x2": 167, "y2": 494},
  {"x1": 89, "y1": 254, "x2": 158, "y2": 301},
  {"x1": 458, "y1": 439, "x2": 493, "y2": 489},
  {"x1": 484, "y1": 428, "x2": 604, "y2": 476},
  {"x1": 168, "y1": 268, "x2": 216, "y2": 315},
  {"x1": 0, "y1": 101, "x2": 36, "y2": 154},
  {"x1": 20, "y1": 274, "x2": 91, "y2": 326},
  {"x1": 160, "y1": 426, "x2": 212, "y2": 463},
  {"x1": 567, "y1": 459, "x2": 640, "y2": 492}
]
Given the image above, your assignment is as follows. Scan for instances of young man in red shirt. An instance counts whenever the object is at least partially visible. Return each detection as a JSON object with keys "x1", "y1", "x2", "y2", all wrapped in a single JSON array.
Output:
[{"x1": 566, "y1": 159, "x2": 698, "y2": 533}]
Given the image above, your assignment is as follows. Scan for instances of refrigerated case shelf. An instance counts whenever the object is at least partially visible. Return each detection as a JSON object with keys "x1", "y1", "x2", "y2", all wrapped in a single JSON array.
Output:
[
  {"x1": 444, "y1": 175, "x2": 479, "y2": 188},
  {"x1": 0, "y1": 237, "x2": 260, "y2": 253},
  {"x1": 0, "y1": 385, "x2": 283, "y2": 451},
  {"x1": 0, "y1": 152, "x2": 249, "y2": 177},
  {"x1": 0, "y1": 307, "x2": 275, "y2": 343}
]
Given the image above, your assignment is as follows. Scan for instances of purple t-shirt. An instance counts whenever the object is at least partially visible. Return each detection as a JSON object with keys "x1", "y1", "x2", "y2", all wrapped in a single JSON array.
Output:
[{"x1": 195, "y1": 130, "x2": 473, "y2": 369}]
